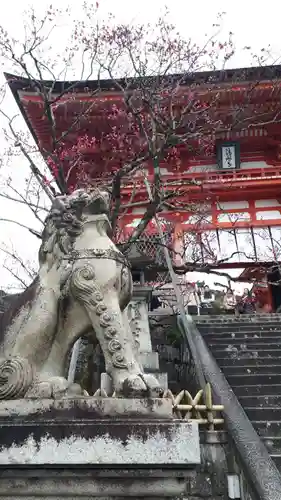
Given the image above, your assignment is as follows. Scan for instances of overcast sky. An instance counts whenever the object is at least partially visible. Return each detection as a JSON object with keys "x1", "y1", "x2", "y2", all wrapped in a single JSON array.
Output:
[{"x1": 0, "y1": 0, "x2": 280, "y2": 292}]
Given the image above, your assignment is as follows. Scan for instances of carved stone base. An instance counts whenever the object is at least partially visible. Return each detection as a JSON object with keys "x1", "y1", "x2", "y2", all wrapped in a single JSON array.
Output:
[
  {"x1": 0, "y1": 396, "x2": 172, "y2": 421},
  {"x1": 0, "y1": 397, "x2": 200, "y2": 499}
]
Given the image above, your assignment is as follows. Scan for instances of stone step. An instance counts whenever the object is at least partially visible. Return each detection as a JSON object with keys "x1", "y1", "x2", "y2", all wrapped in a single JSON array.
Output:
[
  {"x1": 199, "y1": 330, "x2": 281, "y2": 337},
  {"x1": 239, "y1": 395, "x2": 281, "y2": 407},
  {"x1": 253, "y1": 420, "x2": 281, "y2": 437},
  {"x1": 244, "y1": 407, "x2": 281, "y2": 421},
  {"x1": 204, "y1": 335, "x2": 281, "y2": 343},
  {"x1": 196, "y1": 321, "x2": 281, "y2": 332},
  {"x1": 212, "y1": 349, "x2": 281, "y2": 358},
  {"x1": 208, "y1": 338, "x2": 281, "y2": 351},
  {"x1": 203, "y1": 332, "x2": 281, "y2": 344},
  {"x1": 201, "y1": 329, "x2": 281, "y2": 337},
  {"x1": 218, "y1": 357, "x2": 281, "y2": 367},
  {"x1": 194, "y1": 314, "x2": 281, "y2": 323},
  {"x1": 223, "y1": 365, "x2": 281, "y2": 376},
  {"x1": 208, "y1": 340, "x2": 281, "y2": 349},
  {"x1": 196, "y1": 316, "x2": 281, "y2": 457},
  {"x1": 232, "y1": 384, "x2": 281, "y2": 397},
  {"x1": 197, "y1": 324, "x2": 281, "y2": 331},
  {"x1": 197, "y1": 317, "x2": 281, "y2": 323},
  {"x1": 226, "y1": 373, "x2": 281, "y2": 386}
]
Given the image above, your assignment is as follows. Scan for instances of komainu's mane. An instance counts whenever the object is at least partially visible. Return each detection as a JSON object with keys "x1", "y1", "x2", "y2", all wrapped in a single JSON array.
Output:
[{"x1": 0, "y1": 189, "x2": 111, "y2": 338}]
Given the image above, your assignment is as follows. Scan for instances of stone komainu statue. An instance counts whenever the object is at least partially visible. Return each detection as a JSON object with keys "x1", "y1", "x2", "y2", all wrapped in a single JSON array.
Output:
[{"x1": 0, "y1": 189, "x2": 161, "y2": 399}]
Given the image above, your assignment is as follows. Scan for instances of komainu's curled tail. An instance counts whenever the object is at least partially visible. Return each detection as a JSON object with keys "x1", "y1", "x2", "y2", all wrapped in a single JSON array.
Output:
[{"x1": 0, "y1": 356, "x2": 34, "y2": 399}]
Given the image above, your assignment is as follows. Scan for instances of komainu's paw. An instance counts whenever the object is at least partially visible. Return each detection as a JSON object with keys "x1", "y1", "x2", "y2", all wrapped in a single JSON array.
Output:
[
  {"x1": 24, "y1": 376, "x2": 89, "y2": 399},
  {"x1": 141, "y1": 373, "x2": 164, "y2": 398},
  {"x1": 119, "y1": 373, "x2": 163, "y2": 398}
]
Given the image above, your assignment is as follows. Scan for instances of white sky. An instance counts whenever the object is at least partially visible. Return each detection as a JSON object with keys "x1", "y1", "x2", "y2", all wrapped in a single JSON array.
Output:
[{"x1": 0, "y1": 0, "x2": 280, "y2": 292}]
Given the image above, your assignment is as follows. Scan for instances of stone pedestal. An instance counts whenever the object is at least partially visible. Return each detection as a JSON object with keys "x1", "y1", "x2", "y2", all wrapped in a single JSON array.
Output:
[
  {"x1": 129, "y1": 286, "x2": 168, "y2": 389},
  {"x1": 0, "y1": 397, "x2": 200, "y2": 499},
  {"x1": 130, "y1": 286, "x2": 154, "y2": 352}
]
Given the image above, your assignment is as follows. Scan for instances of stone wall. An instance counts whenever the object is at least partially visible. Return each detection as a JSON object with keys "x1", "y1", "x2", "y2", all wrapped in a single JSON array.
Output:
[
  {"x1": 0, "y1": 425, "x2": 231, "y2": 499},
  {"x1": 183, "y1": 431, "x2": 229, "y2": 500}
]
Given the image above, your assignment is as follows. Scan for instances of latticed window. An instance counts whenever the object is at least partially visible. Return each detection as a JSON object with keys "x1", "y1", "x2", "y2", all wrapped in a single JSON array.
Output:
[{"x1": 135, "y1": 230, "x2": 173, "y2": 265}]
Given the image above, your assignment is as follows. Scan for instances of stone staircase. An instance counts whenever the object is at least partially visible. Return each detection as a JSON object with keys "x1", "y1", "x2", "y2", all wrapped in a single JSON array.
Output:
[{"x1": 194, "y1": 313, "x2": 281, "y2": 469}]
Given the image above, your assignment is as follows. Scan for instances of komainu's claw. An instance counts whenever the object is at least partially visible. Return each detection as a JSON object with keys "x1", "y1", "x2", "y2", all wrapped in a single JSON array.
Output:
[{"x1": 118, "y1": 373, "x2": 163, "y2": 398}]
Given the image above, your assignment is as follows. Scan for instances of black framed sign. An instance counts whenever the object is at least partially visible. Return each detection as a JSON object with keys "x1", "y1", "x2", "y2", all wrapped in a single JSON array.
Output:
[{"x1": 216, "y1": 141, "x2": 240, "y2": 170}]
